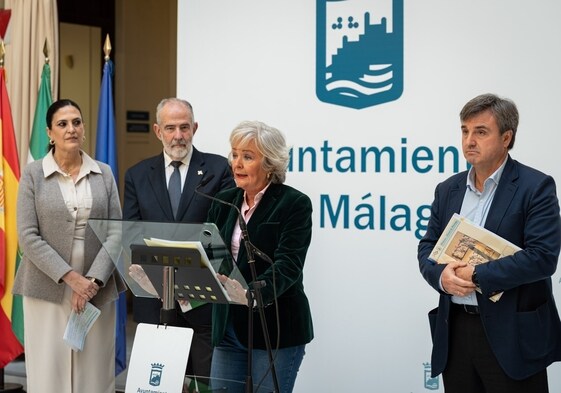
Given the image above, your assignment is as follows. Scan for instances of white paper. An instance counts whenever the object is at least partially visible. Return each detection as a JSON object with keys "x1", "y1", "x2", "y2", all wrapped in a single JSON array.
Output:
[
  {"x1": 178, "y1": 299, "x2": 193, "y2": 313},
  {"x1": 63, "y1": 302, "x2": 101, "y2": 351},
  {"x1": 125, "y1": 323, "x2": 193, "y2": 393}
]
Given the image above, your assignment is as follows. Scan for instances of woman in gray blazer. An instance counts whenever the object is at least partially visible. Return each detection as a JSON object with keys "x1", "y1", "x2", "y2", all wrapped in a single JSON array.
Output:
[{"x1": 13, "y1": 99, "x2": 125, "y2": 393}]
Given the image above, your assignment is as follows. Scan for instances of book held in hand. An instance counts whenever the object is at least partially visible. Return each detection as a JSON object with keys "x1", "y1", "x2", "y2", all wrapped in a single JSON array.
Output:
[{"x1": 429, "y1": 213, "x2": 521, "y2": 302}]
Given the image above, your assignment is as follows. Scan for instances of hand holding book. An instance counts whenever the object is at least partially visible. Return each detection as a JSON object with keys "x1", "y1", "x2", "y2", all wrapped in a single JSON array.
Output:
[{"x1": 429, "y1": 214, "x2": 521, "y2": 302}]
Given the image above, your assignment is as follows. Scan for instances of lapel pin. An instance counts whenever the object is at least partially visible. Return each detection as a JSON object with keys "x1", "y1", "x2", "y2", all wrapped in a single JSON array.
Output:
[{"x1": 198, "y1": 170, "x2": 203, "y2": 176}]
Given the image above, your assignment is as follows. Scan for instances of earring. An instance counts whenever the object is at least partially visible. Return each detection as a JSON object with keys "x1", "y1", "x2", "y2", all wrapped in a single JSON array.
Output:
[
  {"x1": 267, "y1": 172, "x2": 271, "y2": 179},
  {"x1": 49, "y1": 139, "x2": 55, "y2": 145},
  {"x1": 82, "y1": 135, "x2": 86, "y2": 142}
]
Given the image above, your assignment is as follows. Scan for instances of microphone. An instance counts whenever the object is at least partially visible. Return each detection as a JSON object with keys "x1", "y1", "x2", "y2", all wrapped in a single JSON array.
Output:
[{"x1": 194, "y1": 175, "x2": 273, "y2": 265}]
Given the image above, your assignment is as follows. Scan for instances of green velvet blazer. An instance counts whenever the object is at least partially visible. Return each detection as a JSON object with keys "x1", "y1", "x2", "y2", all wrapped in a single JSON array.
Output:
[{"x1": 208, "y1": 183, "x2": 314, "y2": 349}]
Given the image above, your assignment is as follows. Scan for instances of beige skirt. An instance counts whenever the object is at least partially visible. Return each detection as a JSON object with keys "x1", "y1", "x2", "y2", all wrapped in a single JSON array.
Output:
[
  {"x1": 23, "y1": 295, "x2": 116, "y2": 393},
  {"x1": 23, "y1": 229, "x2": 116, "y2": 393}
]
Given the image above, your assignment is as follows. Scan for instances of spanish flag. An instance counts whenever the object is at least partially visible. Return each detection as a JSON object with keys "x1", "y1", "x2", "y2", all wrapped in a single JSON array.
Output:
[{"x1": 0, "y1": 65, "x2": 24, "y2": 368}]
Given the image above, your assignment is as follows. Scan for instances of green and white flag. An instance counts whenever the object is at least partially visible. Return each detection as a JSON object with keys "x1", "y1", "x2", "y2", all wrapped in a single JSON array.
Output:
[
  {"x1": 28, "y1": 62, "x2": 52, "y2": 162},
  {"x1": 14, "y1": 60, "x2": 53, "y2": 345}
]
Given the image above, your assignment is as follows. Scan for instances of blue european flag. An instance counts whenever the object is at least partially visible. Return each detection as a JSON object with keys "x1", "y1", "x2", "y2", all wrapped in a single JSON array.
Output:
[
  {"x1": 96, "y1": 60, "x2": 118, "y2": 174},
  {"x1": 96, "y1": 57, "x2": 127, "y2": 376}
]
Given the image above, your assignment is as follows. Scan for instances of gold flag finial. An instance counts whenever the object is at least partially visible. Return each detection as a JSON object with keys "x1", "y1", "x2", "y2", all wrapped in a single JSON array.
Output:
[
  {"x1": 103, "y1": 34, "x2": 112, "y2": 61},
  {"x1": 43, "y1": 38, "x2": 50, "y2": 64}
]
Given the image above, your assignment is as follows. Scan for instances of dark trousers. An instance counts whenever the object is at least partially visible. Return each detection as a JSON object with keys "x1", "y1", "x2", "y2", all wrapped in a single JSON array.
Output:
[
  {"x1": 443, "y1": 304, "x2": 549, "y2": 393},
  {"x1": 176, "y1": 303, "x2": 213, "y2": 378}
]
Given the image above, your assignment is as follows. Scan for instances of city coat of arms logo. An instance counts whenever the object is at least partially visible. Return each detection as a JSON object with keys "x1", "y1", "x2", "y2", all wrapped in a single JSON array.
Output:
[
  {"x1": 149, "y1": 363, "x2": 164, "y2": 387},
  {"x1": 423, "y1": 362, "x2": 439, "y2": 390},
  {"x1": 316, "y1": 0, "x2": 404, "y2": 109}
]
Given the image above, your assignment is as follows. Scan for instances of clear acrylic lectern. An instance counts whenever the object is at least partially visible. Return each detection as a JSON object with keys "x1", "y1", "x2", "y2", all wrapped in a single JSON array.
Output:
[{"x1": 88, "y1": 219, "x2": 247, "y2": 323}]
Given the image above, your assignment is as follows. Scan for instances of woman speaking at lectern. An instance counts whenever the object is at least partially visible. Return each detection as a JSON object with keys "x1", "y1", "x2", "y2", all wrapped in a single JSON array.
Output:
[{"x1": 208, "y1": 120, "x2": 314, "y2": 393}]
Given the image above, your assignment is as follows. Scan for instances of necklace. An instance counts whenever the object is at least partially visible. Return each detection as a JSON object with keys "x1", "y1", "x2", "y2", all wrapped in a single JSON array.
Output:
[{"x1": 54, "y1": 156, "x2": 81, "y2": 177}]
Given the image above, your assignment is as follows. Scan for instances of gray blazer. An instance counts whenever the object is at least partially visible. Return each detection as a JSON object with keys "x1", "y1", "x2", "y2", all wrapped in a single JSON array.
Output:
[{"x1": 13, "y1": 157, "x2": 126, "y2": 307}]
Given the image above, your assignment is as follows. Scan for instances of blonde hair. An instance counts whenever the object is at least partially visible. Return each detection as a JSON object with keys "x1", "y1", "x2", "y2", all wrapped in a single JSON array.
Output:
[{"x1": 229, "y1": 120, "x2": 289, "y2": 184}]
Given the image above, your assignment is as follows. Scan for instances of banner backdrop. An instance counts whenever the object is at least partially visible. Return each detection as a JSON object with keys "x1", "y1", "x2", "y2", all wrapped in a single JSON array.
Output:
[{"x1": 177, "y1": 1, "x2": 561, "y2": 391}]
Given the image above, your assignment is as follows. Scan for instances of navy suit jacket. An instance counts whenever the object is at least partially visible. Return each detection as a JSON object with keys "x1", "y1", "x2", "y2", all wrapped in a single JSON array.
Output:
[
  {"x1": 123, "y1": 147, "x2": 235, "y2": 323},
  {"x1": 418, "y1": 156, "x2": 561, "y2": 380},
  {"x1": 123, "y1": 147, "x2": 234, "y2": 223}
]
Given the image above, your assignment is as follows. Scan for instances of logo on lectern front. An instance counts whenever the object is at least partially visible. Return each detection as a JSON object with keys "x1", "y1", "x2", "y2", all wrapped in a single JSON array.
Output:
[
  {"x1": 423, "y1": 362, "x2": 439, "y2": 390},
  {"x1": 316, "y1": 0, "x2": 404, "y2": 109},
  {"x1": 149, "y1": 362, "x2": 164, "y2": 386}
]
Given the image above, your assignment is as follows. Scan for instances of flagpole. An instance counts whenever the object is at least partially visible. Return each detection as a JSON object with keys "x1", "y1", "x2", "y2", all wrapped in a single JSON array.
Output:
[
  {"x1": 0, "y1": 35, "x2": 25, "y2": 393},
  {"x1": 96, "y1": 34, "x2": 128, "y2": 380}
]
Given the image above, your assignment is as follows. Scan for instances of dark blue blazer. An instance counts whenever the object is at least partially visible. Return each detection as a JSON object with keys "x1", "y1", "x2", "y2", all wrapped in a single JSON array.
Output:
[
  {"x1": 418, "y1": 156, "x2": 561, "y2": 380},
  {"x1": 123, "y1": 147, "x2": 234, "y2": 223},
  {"x1": 123, "y1": 147, "x2": 235, "y2": 323}
]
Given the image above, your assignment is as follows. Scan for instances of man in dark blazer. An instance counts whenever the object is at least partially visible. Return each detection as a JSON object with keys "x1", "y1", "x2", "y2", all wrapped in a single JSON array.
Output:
[
  {"x1": 123, "y1": 98, "x2": 235, "y2": 379},
  {"x1": 418, "y1": 93, "x2": 561, "y2": 393}
]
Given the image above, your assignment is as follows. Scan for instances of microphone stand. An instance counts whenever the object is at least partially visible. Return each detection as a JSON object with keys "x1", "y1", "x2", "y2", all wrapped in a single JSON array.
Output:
[
  {"x1": 194, "y1": 179, "x2": 280, "y2": 393},
  {"x1": 239, "y1": 216, "x2": 279, "y2": 393}
]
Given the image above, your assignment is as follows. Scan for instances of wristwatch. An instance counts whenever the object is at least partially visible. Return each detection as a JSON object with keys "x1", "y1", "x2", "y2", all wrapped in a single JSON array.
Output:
[
  {"x1": 87, "y1": 276, "x2": 103, "y2": 286},
  {"x1": 471, "y1": 268, "x2": 479, "y2": 286}
]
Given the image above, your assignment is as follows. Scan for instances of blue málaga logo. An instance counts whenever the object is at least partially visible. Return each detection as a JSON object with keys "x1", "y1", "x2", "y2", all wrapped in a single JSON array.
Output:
[
  {"x1": 316, "y1": 0, "x2": 404, "y2": 109},
  {"x1": 423, "y1": 362, "x2": 439, "y2": 390},
  {"x1": 149, "y1": 363, "x2": 164, "y2": 386}
]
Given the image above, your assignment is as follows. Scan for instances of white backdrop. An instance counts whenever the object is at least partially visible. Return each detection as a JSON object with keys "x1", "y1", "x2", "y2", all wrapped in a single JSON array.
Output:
[{"x1": 177, "y1": 1, "x2": 561, "y2": 391}]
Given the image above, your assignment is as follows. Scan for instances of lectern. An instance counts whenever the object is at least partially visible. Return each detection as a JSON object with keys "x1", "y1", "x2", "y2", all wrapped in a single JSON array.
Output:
[
  {"x1": 88, "y1": 219, "x2": 248, "y2": 392},
  {"x1": 88, "y1": 220, "x2": 247, "y2": 309}
]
